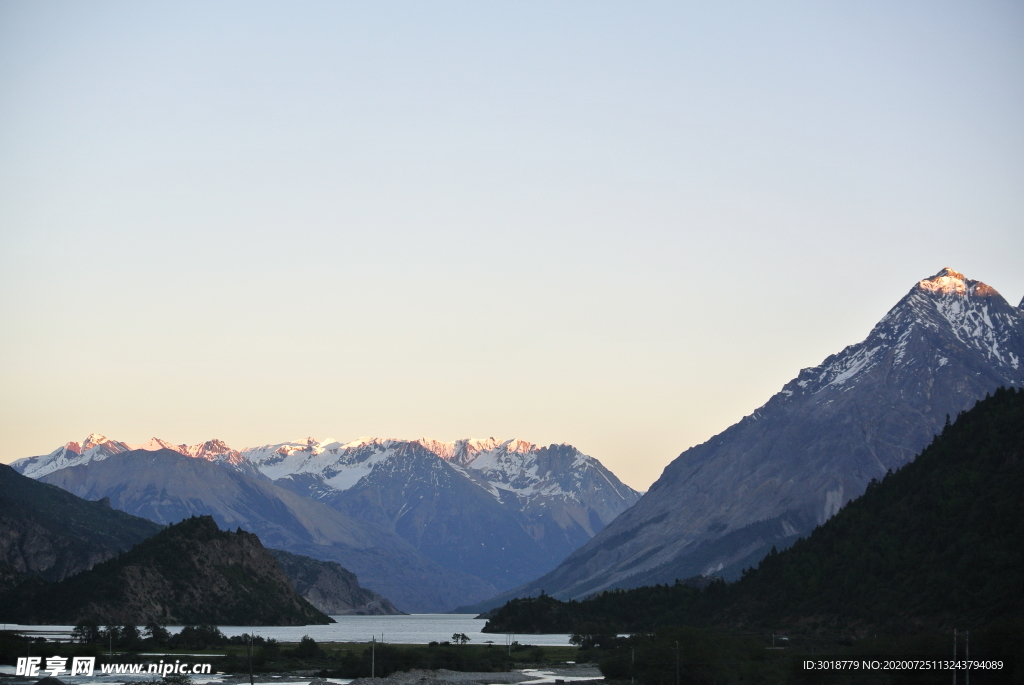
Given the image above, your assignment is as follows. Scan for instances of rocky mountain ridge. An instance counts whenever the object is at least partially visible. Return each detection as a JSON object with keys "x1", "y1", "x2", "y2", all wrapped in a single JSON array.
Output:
[{"x1": 268, "y1": 549, "x2": 400, "y2": 615}]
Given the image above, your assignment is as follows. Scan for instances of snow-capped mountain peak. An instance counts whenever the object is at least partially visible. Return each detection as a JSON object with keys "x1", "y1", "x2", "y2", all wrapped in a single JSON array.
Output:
[
  {"x1": 10, "y1": 434, "x2": 132, "y2": 479},
  {"x1": 907, "y1": 269, "x2": 1022, "y2": 369},
  {"x1": 917, "y1": 267, "x2": 970, "y2": 294},
  {"x1": 80, "y1": 433, "x2": 115, "y2": 452},
  {"x1": 768, "y1": 268, "x2": 1023, "y2": 406},
  {"x1": 238, "y1": 434, "x2": 637, "y2": 505}
]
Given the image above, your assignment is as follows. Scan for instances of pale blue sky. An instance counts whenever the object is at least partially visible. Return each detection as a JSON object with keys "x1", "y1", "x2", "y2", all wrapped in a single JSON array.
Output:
[{"x1": 2, "y1": 1, "x2": 1022, "y2": 488}]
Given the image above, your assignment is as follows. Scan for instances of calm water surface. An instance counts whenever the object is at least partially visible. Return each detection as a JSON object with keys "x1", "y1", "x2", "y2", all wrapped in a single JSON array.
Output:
[{"x1": 6, "y1": 614, "x2": 573, "y2": 646}]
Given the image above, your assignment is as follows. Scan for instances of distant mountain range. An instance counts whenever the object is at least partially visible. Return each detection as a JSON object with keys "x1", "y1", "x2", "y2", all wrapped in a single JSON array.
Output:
[
  {"x1": 12, "y1": 434, "x2": 639, "y2": 610},
  {"x1": 31, "y1": 448, "x2": 496, "y2": 612},
  {"x1": 470, "y1": 268, "x2": 1024, "y2": 607},
  {"x1": 249, "y1": 437, "x2": 639, "y2": 590}
]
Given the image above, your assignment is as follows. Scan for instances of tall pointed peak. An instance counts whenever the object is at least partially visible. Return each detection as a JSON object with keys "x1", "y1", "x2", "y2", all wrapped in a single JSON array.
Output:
[
  {"x1": 917, "y1": 267, "x2": 969, "y2": 294},
  {"x1": 82, "y1": 433, "x2": 110, "y2": 450},
  {"x1": 932, "y1": 266, "x2": 966, "y2": 280},
  {"x1": 915, "y1": 267, "x2": 1000, "y2": 298}
]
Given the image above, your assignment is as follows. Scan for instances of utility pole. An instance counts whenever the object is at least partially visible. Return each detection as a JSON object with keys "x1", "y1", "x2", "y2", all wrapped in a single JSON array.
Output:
[
  {"x1": 675, "y1": 641, "x2": 680, "y2": 685},
  {"x1": 248, "y1": 635, "x2": 254, "y2": 685},
  {"x1": 630, "y1": 647, "x2": 635, "y2": 685},
  {"x1": 371, "y1": 635, "x2": 376, "y2": 679}
]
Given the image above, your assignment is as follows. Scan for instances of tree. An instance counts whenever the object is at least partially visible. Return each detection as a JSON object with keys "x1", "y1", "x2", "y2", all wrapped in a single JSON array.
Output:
[
  {"x1": 72, "y1": 621, "x2": 101, "y2": 644},
  {"x1": 144, "y1": 622, "x2": 170, "y2": 646},
  {"x1": 120, "y1": 625, "x2": 140, "y2": 649},
  {"x1": 451, "y1": 633, "x2": 470, "y2": 645},
  {"x1": 291, "y1": 635, "x2": 322, "y2": 659}
]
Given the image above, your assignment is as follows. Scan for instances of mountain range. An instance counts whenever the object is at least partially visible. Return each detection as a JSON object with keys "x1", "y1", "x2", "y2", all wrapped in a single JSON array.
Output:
[
  {"x1": 31, "y1": 448, "x2": 496, "y2": 612},
  {"x1": 12, "y1": 434, "x2": 639, "y2": 610},
  {"x1": 9, "y1": 266, "x2": 1021, "y2": 615},
  {"x1": 469, "y1": 268, "x2": 1024, "y2": 606}
]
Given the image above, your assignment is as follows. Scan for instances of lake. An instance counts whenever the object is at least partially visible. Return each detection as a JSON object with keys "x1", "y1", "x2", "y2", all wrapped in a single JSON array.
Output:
[{"x1": 5, "y1": 614, "x2": 574, "y2": 646}]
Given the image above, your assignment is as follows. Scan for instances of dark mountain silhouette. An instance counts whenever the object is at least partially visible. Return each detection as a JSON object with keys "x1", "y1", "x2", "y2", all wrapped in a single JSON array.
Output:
[
  {"x1": 0, "y1": 516, "x2": 333, "y2": 625},
  {"x1": 0, "y1": 463, "x2": 162, "y2": 581}
]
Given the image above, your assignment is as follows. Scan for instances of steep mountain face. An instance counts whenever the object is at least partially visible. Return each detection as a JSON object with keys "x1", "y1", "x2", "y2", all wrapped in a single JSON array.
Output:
[
  {"x1": 483, "y1": 387, "x2": 1024, "y2": 634},
  {"x1": 0, "y1": 516, "x2": 332, "y2": 626},
  {"x1": 0, "y1": 463, "x2": 162, "y2": 581},
  {"x1": 245, "y1": 437, "x2": 640, "y2": 591},
  {"x1": 268, "y1": 549, "x2": 401, "y2": 615},
  {"x1": 37, "y1": 449, "x2": 496, "y2": 612},
  {"x1": 499, "y1": 268, "x2": 1024, "y2": 602}
]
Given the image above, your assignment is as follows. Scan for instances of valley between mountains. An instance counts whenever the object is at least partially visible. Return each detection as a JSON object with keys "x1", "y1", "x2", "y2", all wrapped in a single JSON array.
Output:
[{"x1": 4, "y1": 267, "x2": 1023, "y2": 630}]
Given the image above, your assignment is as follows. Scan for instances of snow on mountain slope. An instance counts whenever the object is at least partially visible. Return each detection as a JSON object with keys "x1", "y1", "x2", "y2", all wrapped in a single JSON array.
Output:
[
  {"x1": 763, "y1": 268, "x2": 1023, "y2": 405},
  {"x1": 244, "y1": 437, "x2": 640, "y2": 591},
  {"x1": 11, "y1": 434, "x2": 133, "y2": 479},
  {"x1": 242, "y1": 436, "x2": 638, "y2": 513},
  {"x1": 12, "y1": 435, "x2": 262, "y2": 480}
]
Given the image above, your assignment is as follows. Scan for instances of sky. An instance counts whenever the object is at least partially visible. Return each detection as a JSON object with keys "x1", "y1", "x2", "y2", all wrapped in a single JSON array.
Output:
[{"x1": 1, "y1": 1, "x2": 1022, "y2": 490}]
